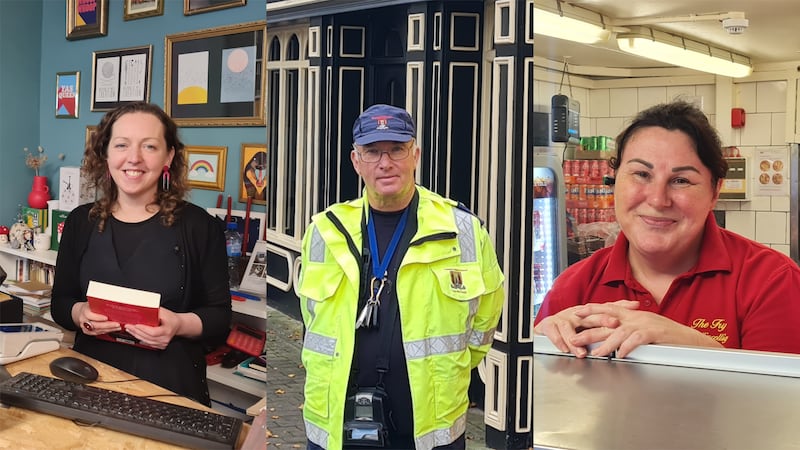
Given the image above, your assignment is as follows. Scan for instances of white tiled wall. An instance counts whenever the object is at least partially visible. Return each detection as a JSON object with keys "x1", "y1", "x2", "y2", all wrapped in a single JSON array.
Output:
[{"x1": 534, "y1": 76, "x2": 793, "y2": 256}]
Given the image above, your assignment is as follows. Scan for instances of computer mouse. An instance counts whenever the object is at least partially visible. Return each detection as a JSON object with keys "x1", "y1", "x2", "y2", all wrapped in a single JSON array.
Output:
[{"x1": 49, "y1": 356, "x2": 99, "y2": 384}]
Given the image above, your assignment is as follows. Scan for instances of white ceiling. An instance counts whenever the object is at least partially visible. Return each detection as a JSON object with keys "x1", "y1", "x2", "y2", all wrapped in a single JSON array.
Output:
[{"x1": 534, "y1": 0, "x2": 800, "y2": 75}]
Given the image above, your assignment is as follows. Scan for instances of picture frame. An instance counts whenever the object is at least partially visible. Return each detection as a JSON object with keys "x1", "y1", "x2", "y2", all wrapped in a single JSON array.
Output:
[
  {"x1": 124, "y1": 0, "x2": 164, "y2": 21},
  {"x1": 91, "y1": 45, "x2": 153, "y2": 111},
  {"x1": 85, "y1": 125, "x2": 97, "y2": 150},
  {"x1": 184, "y1": 0, "x2": 246, "y2": 16},
  {"x1": 186, "y1": 145, "x2": 227, "y2": 191},
  {"x1": 66, "y1": 0, "x2": 108, "y2": 40},
  {"x1": 165, "y1": 21, "x2": 266, "y2": 127},
  {"x1": 207, "y1": 208, "x2": 267, "y2": 255},
  {"x1": 56, "y1": 71, "x2": 79, "y2": 119},
  {"x1": 240, "y1": 240, "x2": 267, "y2": 294},
  {"x1": 239, "y1": 143, "x2": 267, "y2": 205}
]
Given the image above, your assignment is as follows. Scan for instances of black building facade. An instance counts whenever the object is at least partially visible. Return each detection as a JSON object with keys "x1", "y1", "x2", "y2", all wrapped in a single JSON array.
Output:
[{"x1": 266, "y1": 1, "x2": 533, "y2": 447}]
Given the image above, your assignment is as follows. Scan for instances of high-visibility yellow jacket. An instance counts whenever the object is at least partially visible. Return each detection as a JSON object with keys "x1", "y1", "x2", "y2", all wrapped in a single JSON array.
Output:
[{"x1": 298, "y1": 186, "x2": 505, "y2": 450}]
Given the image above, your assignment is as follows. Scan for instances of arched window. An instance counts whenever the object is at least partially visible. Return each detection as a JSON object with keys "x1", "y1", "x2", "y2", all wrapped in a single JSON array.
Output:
[
  {"x1": 286, "y1": 34, "x2": 300, "y2": 60},
  {"x1": 268, "y1": 36, "x2": 281, "y2": 61}
]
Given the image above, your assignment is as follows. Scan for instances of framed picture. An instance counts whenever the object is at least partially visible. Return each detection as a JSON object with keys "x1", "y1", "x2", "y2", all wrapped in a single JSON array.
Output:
[
  {"x1": 240, "y1": 240, "x2": 267, "y2": 294},
  {"x1": 91, "y1": 45, "x2": 153, "y2": 111},
  {"x1": 56, "y1": 71, "x2": 79, "y2": 119},
  {"x1": 207, "y1": 207, "x2": 267, "y2": 254},
  {"x1": 239, "y1": 143, "x2": 267, "y2": 205},
  {"x1": 124, "y1": 0, "x2": 164, "y2": 20},
  {"x1": 184, "y1": 0, "x2": 246, "y2": 16},
  {"x1": 66, "y1": 0, "x2": 108, "y2": 40},
  {"x1": 186, "y1": 145, "x2": 227, "y2": 191},
  {"x1": 165, "y1": 21, "x2": 266, "y2": 127},
  {"x1": 85, "y1": 125, "x2": 97, "y2": 150}
]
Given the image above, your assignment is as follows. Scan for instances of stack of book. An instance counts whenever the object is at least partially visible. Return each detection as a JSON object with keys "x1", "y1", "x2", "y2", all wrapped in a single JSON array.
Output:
[
  {"x1": 3, "y1": 280, "x2": 52, "y2": 317},
  {"x1": 234, "y1": 354, "x2": 266, "y2": 381}
]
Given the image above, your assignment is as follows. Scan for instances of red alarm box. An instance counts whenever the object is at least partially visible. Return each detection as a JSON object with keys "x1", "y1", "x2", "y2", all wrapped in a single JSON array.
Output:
[
  {"x1": 731, "y1": 107, "x2": 746, "y2": 128},
  {"x1": 226, "y1": 323, "x2": 266, "y2": 356}
]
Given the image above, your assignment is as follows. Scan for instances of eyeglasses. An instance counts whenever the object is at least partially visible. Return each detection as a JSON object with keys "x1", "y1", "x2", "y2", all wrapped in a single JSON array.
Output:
[{"x1": 355, "y1": 143, "x2": 413, "y2": 163}]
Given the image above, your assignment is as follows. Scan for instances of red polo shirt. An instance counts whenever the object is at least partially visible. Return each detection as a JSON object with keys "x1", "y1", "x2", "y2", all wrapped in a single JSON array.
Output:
[{"x1": 535, "y1": 213, "x2": 800, "y2": 354}]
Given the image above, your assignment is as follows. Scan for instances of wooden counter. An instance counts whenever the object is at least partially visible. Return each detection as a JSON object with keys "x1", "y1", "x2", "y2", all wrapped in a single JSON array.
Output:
[{"x1": 0, "y1": 346, "x2": 250, "y2": 449}]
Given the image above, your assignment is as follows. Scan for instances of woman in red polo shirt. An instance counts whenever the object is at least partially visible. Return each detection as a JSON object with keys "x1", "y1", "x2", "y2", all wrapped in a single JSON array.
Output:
[{"x1": 534, "y1": 100, "x2": 800, "y2": 358}]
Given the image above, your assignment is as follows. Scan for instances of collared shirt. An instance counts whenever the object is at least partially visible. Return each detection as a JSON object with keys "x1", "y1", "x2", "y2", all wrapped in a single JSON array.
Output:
[{"x1": 535, "y1": 213, "x2": 800, "y2": 354}]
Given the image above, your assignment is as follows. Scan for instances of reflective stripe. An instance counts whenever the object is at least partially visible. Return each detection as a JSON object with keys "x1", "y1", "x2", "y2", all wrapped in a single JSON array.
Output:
[
  {"x1": 467, "y1": 298, "x2": 478, "y2": 324},
  {"x1": 405, "y1": 333, "x2": 468, "y2": 360},
  {"x1": 303, "y1": 331, "x2": 337, "y2": 357},
  {"x1": 309, "y1": 227, "x2": 326, "y2": 262},
  {"x1": 469, "y1": 327, "x2": 496, "y2": 347},
  {"x1": 414, "y1": 413, "x2": 467, "y2": 450},
  {"x1": 305, "y1": 419, "x2": 329, "y2": 449},
  {"x1": 306, "y1": 298, "x2": 317, "y2": 322},
  {"x1": 453, "y1": 208, "x2": 476, "y2": 263}
]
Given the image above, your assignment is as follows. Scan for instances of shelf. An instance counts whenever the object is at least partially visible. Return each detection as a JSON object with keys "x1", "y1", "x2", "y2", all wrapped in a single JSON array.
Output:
[
  {"x1": 232, "y1": 296, "x2": 266, "y2": 319},
  {"x1": 0, "y1": 245, "x2": 57, "y2": 266},
  {"x1": 207, "y1": 364, "x2": 265, "y2": 397}
]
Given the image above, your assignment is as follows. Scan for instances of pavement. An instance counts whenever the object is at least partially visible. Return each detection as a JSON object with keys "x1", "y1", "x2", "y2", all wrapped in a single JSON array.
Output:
[{"x1": 265, "y1": 304, "x2": 494, "y2": 449}]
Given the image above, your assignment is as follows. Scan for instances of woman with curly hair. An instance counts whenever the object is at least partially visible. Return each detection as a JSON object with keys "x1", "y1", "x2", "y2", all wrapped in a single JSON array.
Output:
[{"x1": 51, "y1": 102, "x2": 232, "y2": 405}]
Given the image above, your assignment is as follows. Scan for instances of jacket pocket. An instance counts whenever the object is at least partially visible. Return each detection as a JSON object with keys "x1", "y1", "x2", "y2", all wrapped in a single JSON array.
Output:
[
  {"x1": 430, "y1": 261, "x2": 487, "y2": 301},
  {"x1": 303, "y1": 359, "x2": 332, "y2": 419},
  {"x1": 434, "y1": 374, "x2": 469, "y2": 421},
  {"x1": 299, "y1": 261, "x2": 346, "y2": 303}
]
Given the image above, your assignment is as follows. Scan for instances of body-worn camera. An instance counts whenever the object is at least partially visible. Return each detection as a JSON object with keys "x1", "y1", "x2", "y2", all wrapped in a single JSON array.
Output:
[{"x1": 343, "y1": 387, "x2": 392, "y2": 447}]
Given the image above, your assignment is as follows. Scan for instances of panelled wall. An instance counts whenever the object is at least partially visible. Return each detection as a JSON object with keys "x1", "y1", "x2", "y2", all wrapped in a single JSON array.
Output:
[
  {"x1": 535, "y1": 74, "x2": 793, "y2": 256},
  {"x1": 266, "y1": 1, "x2": 533, "y2": 448}
]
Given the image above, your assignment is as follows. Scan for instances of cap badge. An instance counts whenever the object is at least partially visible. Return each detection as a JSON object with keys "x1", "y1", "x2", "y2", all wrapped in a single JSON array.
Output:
[{"x1": 375, "y1": 116, "x2": 390, "y2": 130}]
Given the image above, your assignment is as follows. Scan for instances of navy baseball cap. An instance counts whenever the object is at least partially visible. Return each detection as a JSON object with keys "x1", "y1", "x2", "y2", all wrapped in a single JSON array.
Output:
[{"x1": 352, "y1": 104, "x2": 416, "y2": 145}]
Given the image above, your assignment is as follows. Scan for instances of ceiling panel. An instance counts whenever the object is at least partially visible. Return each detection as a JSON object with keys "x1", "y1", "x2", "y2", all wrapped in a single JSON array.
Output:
[{"x1": 534, "y1": 1, "x2": 800, "y2": 74}]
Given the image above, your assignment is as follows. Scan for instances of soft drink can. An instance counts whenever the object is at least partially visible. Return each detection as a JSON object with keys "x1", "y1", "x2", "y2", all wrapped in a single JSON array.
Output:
[
  {"x1": 590, "y1": 160, "x2": 601, "y2": 178},
  {"x1": 577, "y1": 208, "x2": 587, "y2": 224}
]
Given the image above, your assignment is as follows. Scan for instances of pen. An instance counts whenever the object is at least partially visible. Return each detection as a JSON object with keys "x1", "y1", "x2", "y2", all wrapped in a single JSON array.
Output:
[{"x1": 230, "y1": 290, "x2": 261, "y2": 301}]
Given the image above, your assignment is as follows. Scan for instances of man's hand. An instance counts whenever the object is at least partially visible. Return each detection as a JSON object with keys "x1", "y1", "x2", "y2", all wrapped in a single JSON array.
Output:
[{"x1": 534, "y1": 300, "x2": 637, "y2": 357}]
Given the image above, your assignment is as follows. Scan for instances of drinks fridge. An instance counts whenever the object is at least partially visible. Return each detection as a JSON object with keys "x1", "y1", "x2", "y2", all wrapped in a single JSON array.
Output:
[{"x1": 532, "y1": 153, "x2": 567, "y2": 317}]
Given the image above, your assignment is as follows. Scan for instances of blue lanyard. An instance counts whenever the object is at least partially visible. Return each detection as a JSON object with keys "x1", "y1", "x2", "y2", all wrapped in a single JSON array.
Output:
[{"x1": 367, "y1": 207, "x2": 409, "y2": 280}]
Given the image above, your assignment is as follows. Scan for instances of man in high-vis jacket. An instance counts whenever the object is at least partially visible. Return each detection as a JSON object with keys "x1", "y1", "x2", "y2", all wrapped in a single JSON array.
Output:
[{"x1": 299, "y1": 104, "x2": 505, "y2": 450}]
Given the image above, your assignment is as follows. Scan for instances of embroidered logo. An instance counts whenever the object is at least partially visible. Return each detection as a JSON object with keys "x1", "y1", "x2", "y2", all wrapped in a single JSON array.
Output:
[
  {"x1": 374, "y1": 116, "x2": 390, "y2": 130},
  {"x1": 449, "y1": 270, "x2": 466, "y2": 292},
  {"x1": 691, "y1": 317, "x2": 730, "y2": 344}
]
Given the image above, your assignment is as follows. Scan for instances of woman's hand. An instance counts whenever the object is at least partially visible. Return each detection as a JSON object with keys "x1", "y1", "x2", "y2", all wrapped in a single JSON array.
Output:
[
  {"x1": 571, "y1": 301, "x2": 724, "y2": 358},
  {"x1": 124, "y1": 308, "x2": 180, "y2": 350},
  {"x1": 72, "y1": 302, "x2": 121, "y2": 336},
  {"x1": 534, "y1": 300, "x2": 637, "y2": 357}
]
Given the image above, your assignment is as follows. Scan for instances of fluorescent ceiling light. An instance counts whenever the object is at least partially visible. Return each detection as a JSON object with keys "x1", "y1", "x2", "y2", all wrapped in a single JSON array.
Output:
[
  {"x1": 616, "y1": 26, "x2": 752, "y2": 78},
  {"x1": 533, "y1": 0, "x2": 610, "y2": 44}
]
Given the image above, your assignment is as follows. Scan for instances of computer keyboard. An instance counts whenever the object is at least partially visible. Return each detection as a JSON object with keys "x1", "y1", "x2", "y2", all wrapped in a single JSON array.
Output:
[{"x1": 0, "y1": 372, "x2": 243, "y2": 450}]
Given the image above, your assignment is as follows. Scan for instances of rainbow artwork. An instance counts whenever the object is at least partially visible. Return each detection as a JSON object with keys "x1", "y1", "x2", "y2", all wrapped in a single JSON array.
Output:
[{"x1": 189, "y1": 159, "x2": 215, "y2": 181}]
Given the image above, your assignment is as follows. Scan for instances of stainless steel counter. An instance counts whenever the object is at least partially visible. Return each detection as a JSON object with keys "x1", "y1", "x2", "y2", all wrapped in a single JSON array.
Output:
[{"x1": 534, "y1": 337, "x2": 800, "y2": 450}]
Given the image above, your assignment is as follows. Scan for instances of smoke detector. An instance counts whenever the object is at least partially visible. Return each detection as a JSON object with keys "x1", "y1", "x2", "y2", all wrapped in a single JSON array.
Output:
[{"x1": 722, "y1": 17, "x2": 749, "y2": 34}]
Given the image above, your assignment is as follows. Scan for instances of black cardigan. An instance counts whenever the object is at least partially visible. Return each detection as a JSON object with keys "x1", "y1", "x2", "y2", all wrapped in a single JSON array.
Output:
[{"x1": 51, "y1": 202, "x2": 232, "y2": 404}]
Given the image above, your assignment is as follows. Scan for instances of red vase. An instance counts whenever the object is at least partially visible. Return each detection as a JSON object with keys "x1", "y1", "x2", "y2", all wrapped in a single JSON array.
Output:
[{"x1": 28, "y1": 175, "x2": 51, "y2": 209}]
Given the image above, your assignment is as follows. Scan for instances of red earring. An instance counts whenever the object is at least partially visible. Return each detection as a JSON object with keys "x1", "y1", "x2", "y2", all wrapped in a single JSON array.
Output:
[{"x1": 161, "y1": 165, "x2": 171, "y2": 191}]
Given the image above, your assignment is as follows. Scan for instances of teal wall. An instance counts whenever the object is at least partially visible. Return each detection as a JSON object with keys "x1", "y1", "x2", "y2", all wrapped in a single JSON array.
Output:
[
  {"x1": 1, "y1": 0, "x2": 266, "y2": 229},
  {"x1": 0, "y1": 1, "x2": 44, "y2": 227}
]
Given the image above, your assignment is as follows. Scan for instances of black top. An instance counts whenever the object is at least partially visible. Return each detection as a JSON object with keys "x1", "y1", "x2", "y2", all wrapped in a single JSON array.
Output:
[
  {"x1": 51, "y1": 202, "x2": 232, "y2": 405},
  {"x1": 350, "y1": 197, "x2": 419, "y2": 448}
]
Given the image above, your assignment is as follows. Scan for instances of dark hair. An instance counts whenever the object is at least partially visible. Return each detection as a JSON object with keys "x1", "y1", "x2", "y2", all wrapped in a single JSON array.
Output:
[
  {"x1": 83, "y1": 102, "x2": 188, "y2": 230},
  {"x1": 610, "y1": 101, "x2": 728, "y2": 186}
]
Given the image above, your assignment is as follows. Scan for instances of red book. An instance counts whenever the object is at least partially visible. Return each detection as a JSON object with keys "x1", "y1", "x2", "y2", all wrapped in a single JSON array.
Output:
[{"x1": 86, "y1": 280, "x2": 160, "y2": 349}]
